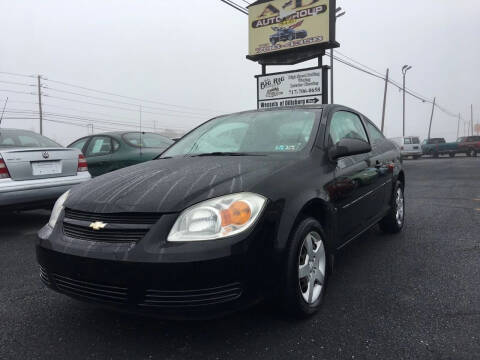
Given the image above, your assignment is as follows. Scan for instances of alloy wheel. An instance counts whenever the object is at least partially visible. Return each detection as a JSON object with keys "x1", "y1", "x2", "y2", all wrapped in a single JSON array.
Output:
[
  {"x1": 396, "y1": 187, "x2": 405, "y2": 226},
  {"x1": 298, "y1": 231, "x2": 326, "y2": 304}
]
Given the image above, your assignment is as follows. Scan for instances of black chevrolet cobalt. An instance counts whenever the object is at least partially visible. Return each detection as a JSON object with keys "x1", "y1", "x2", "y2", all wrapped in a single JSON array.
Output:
[{"x1": 37, "y1": 105, "x2": 405, "y2": 319}]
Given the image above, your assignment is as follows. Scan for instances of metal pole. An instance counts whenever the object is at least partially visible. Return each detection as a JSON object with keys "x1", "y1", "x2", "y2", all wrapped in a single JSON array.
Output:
[
  {"x1": 402, "y1": 73, "x2": 406, "y2": 137},
  {"x1": 381, "y1": 68, "x2": 389, "y2": 134},
  {"x1": 457, "y1": 114, "x2": 461, "y2": 139},
  {"x1": 37, "y1": 75, "x2": 43, "y2": 135},
  {"x1": 427, "y1": 97, "x2": 436, "y2": 140},
  {"x1": 0, "y1": 97, "x2": 8, "y2": 127},
  {"x1": 330, "y1": 49, "x2": 334, "y2": 104},
  {"x1": 471, "y1": 104, "x2": 474, "y2": 136}
]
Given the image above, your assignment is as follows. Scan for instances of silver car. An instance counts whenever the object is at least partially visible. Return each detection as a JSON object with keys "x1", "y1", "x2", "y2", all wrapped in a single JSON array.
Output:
[{"x1": 0, "y1": 129, "x2": 91, "y2": 210}]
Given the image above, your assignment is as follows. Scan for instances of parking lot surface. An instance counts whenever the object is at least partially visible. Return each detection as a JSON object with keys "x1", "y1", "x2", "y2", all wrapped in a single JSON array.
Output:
[{"x1": 1, "y1": 157, "x2": 479, "y2": 360}]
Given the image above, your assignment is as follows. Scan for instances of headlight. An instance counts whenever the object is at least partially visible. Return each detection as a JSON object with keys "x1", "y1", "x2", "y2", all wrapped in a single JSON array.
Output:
[
  {"x1": 168, "y1": 192, "x2": 267, "y2": 242},
  {"x1": 48, "y1": 191, "x2": 70, "y2": 228}
]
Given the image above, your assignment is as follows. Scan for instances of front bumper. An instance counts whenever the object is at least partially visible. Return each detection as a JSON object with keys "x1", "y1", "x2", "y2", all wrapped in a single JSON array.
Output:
[
  {"x1": 0, "y1": 172, "x2": 91, "y2": 210},
  {"x1": 36, "y1": 213, "x2": 275, "y2": 319}
]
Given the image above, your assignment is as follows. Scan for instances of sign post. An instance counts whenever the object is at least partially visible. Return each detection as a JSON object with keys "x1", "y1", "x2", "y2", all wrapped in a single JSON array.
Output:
[{"x1": 247, "y1": 0, "x2": 339, "y2": 106}]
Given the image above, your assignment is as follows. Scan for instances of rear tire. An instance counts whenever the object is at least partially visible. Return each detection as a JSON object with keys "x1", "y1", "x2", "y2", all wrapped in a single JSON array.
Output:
[
  {"x1": 379, "y1": 181, "x2": 405, "y2": 234},
  {"x1": 281, "y1": 218, "x2": 329, "y2": 319}
]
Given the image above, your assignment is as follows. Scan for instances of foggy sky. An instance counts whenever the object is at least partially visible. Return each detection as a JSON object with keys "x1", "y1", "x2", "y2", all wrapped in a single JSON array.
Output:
[{"x1": 1, "y1": 0, "x2": 479, "y2": 145}]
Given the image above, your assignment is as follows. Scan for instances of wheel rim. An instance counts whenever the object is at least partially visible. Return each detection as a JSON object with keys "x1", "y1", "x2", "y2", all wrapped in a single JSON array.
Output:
[
  {"x1": 298, "y1": 231, "x2": 326, "y2": 304},
  {"x1": 395, "y1": 187, "x2": 404, "y2": 226}
]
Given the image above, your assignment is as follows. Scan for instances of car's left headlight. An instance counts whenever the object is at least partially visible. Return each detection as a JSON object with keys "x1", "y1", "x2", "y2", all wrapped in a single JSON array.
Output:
[
  {"x1": 167, "y1": 192, "x2": 267, "y2": 242},
  {"x1": 48, "y1": 190, "x2": 70, "y2": 228}
]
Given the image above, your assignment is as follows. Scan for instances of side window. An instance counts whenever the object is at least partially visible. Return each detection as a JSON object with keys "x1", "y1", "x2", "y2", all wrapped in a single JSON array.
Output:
[
  {"x1": 366, "y1": 121, "x2": 385, "y2": 144},
  {"x1": 70, "y1": 138, "x2": 89, "y2": 152},
  {"x1": 112, "y1": 139, "x2": 120, "y2": 152},
  {"x1": 329, "y1": 111, "x2": 369, "y2": 145},
  {"x1": 85, "y1": 136, "x2": 112, "y2": 157}
]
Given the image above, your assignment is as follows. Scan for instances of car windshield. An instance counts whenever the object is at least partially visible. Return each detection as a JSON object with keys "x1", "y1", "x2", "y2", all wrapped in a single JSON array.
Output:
[
  {"x1": 123, "y1": 133, "x2": 174, "y2": 148},
  {"x1": 161, "y1": 110, "x2": 317, "y2": 157},
  {"x1": 0, "y1": 130, "x2": 61, "y2": 148}
]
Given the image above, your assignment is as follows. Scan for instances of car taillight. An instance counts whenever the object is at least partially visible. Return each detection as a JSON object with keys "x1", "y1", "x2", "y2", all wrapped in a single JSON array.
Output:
[
  {"x1": 77, "y1": 154, "x2": 88, "y2": 172},
  {"x1": 0, "y1": 156, "x2": 10, "y2": 179}
]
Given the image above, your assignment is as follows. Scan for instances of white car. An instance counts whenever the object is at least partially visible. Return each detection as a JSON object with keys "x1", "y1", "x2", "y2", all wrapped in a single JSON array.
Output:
[
  {"x1": 0, "y1": 129, "x2": 91, "y2": 211},
  {"x1": 390, "y1": 136, "x2": 422, "y2": 159}
]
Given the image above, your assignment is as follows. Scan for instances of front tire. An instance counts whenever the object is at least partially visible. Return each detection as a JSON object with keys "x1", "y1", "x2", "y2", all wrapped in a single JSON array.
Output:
[
  {"x1": 379, "y1": 181, "x2": 405, "y2": 234},
  {"x1": 281, "y1": 218, "x2": 328, "y2": 318}
]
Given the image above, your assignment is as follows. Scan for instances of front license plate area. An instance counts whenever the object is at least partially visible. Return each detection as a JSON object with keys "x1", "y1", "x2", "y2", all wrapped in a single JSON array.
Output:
[{"x1": 32, "y1": 161, "x2": 62, "y2": 176}]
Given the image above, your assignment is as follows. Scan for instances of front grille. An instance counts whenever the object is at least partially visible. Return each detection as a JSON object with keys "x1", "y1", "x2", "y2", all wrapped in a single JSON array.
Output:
[
  {"x1": 52, "y1": 273, "x2": 128, "y2": 304},
  {"x1": 63, "y1": 222, "x2": 148, "y2": 243},
  {"x1": 64, "y1": 208, "x2": 161, "y2": 224},
  {"x1": 39, "y1": 266, "x2": 51, "y2": 286},
  {"x1": 140, "y1": 283, "x2": 243, "y2": 308}
]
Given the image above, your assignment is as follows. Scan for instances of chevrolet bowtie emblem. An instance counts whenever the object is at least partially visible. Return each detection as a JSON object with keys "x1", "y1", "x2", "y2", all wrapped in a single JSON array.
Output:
[{"x1": 89, "y1": 221, "x2": 107, "y2": 231}]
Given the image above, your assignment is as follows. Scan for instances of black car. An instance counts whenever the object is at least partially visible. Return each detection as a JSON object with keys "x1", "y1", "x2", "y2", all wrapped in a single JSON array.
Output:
[
  {"x1": 270, "y1": 27, "x2": 307, "y2": 45},
  {"x1": 37, "y1": 105, "x2": 405, "y2": 319}
]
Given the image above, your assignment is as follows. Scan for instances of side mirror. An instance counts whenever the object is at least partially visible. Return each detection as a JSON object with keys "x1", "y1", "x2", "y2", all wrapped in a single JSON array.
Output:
[{"x1": 329, "y1": 138, "x2": 372, "y2": 161}]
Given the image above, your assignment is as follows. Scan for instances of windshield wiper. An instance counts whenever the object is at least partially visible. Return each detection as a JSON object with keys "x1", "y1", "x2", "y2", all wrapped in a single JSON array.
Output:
[{"x1": 187, "y1": 152, "x2": 264, "y2": 157}]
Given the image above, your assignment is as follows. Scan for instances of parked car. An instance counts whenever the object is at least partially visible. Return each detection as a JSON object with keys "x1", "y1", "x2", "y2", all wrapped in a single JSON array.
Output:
[
  {"x1": 37, "y1": 105, "x2": 405, "y2": 319},
  {"x1": 390, "y1": 136, "x2": 422, "y2": 159},
  {"x1": 457, "y1": 136, "x2": 480, "y2": 157},
  {"x1": 68, "y1": 131, "x2": 174, "y2": 177},
  {"x1": 421, "y1": 138, "x2": 458, "y2": 158},
  {"x1": 0, "y1": 129, "x2": 91, "y2": 211},
  {"x1": 270, "y1": 26, "x2": 307, "y2": 45}
]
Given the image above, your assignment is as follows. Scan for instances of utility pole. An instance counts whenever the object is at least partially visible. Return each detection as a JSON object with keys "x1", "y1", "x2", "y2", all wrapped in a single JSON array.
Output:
[
  {"x1": 381, "y1": 68, "x2": 389, "y2": 133},
  {"x1": 401, "y1": 65, "x2": 412, "y2": 137},
  {"x1": 330, "y1": 50, "x2": 334, "y2": 104},
  {"x1": 37, "y1": 75, "x2": 43, "y2": 135},
  {"x1": 0, "y1": 97, "x2": 8, "y2": 127},
  {"x1": 471, "y1": 104, "x2": 474, "y2": 136},
  {"x1": 427, "y1": 97, "x2": 436, "y2": 140},
  {"x1": 457, "y1": 114, "x2": 461, "y2": 139}
]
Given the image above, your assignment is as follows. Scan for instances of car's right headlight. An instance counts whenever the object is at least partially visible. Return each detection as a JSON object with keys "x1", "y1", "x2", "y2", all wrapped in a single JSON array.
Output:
[
  {"x1": 167, "y1": 192, "x2": 267, "y2": 242},
  {"x1": 48, "y1": 191, "x2": 70, "y2": 228}
]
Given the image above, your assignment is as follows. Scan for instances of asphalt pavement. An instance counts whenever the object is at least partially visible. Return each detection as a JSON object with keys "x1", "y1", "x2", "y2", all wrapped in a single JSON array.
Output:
[{"x1": 1, "y1": 157, "x2": 479, "y2": 360}]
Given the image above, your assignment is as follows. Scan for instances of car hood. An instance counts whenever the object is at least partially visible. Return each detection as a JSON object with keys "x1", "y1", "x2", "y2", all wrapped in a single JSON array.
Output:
[{"x1": 66, "y1": 156, "x2": 295, "y2": 213}]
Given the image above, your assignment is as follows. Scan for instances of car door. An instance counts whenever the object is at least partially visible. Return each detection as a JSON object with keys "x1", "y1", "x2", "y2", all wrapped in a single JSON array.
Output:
[
  {"x1": 84, "y1": 136, "x2": 113, "y2": 177},
  {"x1": 325, "y1": 110, "x2": 383, "y2": 243}
]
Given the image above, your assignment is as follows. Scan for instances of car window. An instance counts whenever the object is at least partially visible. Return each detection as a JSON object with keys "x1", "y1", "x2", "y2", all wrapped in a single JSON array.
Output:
[
  {"x1": 69, "y1": 138, "x2": 89, "y2": 152},
  {"x1": 412, "y1": 137, "x2": 420, "y2": 144},
  {"x1": 123, "y1": 133, "x2": 174, "y2": 148},
  {"x1": 86, "y1": 136, "x2": 112, "y2": 156},
  {"x1": 0, "y1": 131, "x2": 61, "y2": 148},
  {"x1": 329, "y1": 111, "x2": 369, "y2": 145},
  {"x1": 112, "y1": 138, "x2": 120, "y2": 151},
  {"x1": 162, "y1": 110, "x2": 317, "y2": 157},
  {"x1": 365, "y1": 121, "x2": 384, "y2": 144},
  {"x1": 404, "y1": 138, "x2": 412, "y2": 145}
]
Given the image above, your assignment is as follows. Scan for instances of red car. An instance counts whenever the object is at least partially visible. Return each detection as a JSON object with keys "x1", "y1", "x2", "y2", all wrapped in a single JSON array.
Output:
[{"x1": 458, "y1": 136, "x2": 480, "y2": 157}]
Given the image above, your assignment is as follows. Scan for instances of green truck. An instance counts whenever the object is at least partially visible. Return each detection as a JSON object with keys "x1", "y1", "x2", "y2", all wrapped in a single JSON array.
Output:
[{"x1": 421, "y1": 138, "x2": 459, "y2": 158}]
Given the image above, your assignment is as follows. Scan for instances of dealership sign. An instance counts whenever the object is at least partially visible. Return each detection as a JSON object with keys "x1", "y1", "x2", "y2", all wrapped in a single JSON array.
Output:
[
  {"x1": 256, "y1": 67, "x2": 322, "y2": 109},
  {"x1": 248, "y1": 0, "x2": 336, "y2": 60}
]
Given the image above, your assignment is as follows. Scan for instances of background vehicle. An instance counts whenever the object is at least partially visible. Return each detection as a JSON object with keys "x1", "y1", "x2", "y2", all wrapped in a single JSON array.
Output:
[
  {"x1": 0, "y1": 129, "x2": 90, "y2": 210},
  {"x1": 457, "y1": 136, "x2": 480, "y2": 157},
  {"x1": 421, "y1": 138, "x2": 458, "y2": 158},
  {"x1": 69, "y1": 131, "x2": 174, "y2": 177},
  {"x1": 390, "y1": 136, "x2": 422, "y2": 159},
  {"x1": 270, "y1": 27, "x2": 307, "y2": 45},
  {"x1": 38, "y1": 105, "x2": 405, "y2": 319}
]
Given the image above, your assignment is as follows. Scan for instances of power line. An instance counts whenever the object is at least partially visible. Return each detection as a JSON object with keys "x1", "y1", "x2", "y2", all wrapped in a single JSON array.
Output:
[
  {"x1": 43, "y1": 78, "x2": 216, "y2": 113},
  {"x1": 42, "y1": 85, "x2": 216, "y2": 116},
  {"x1": 0, "y1": 79, "x2": 35, "y2": 88},
  {"x1": 0, "y1": 71, "x2": 35, "y2": 79}
]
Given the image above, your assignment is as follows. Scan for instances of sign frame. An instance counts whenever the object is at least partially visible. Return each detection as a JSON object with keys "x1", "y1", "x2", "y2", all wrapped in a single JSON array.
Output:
[
  {"x1": 255, "y1": 66, "x2": 329, "y2": 109},
  {"x1": 247, "y1": 0, "x2": 339, "y2": 65}
]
